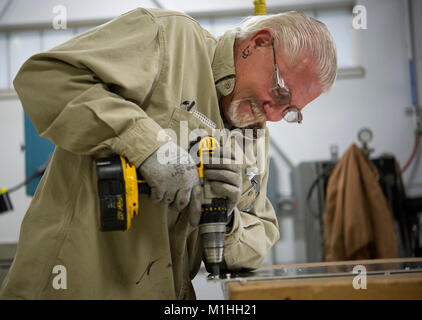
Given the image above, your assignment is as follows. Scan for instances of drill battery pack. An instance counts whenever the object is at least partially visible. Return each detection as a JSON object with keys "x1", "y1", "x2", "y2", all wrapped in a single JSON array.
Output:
[{"x1": 95, "y1": 155, "x2": 140, "y2": 231}]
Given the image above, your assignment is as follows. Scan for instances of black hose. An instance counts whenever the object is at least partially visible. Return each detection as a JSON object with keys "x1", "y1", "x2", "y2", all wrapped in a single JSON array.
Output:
[
  {"x1": 306, "y1": 164, "x2": 335, "y2": 219},
  {"x1": 7, "y1": 154, "x2": 52, "y2": 193}
]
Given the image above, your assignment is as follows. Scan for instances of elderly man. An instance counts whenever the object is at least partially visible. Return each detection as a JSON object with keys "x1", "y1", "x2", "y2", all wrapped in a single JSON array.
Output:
[{"x1": 0, "y1": 8, "x2": 336, "y2": 299}]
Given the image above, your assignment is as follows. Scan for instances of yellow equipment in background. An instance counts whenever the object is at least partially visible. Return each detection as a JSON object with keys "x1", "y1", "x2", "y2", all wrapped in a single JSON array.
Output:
[{"x1": 254, "y1": 0, "x2": 266, "y2": 15}]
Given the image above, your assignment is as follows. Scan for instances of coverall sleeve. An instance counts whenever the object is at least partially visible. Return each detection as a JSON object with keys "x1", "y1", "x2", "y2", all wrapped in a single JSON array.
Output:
[
  {"x1": 13, "y1": 9, "x2": 166, "y2": 167},
  {"x1": 224, "y1": 134, "x2": 280, "y2": 271}
]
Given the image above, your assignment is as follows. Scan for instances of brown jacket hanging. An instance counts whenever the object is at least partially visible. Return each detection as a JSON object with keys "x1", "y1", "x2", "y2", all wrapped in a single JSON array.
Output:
[{"x1": 323, "y1": 144, "x2": 398, "y2": 261}]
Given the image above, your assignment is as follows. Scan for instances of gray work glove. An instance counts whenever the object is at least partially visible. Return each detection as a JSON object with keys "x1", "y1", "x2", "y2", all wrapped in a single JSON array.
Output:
[
  {"x1": 138, "y1": 141, "x2": 200, "y2": 213},
  {"x1": 203, "y1": 148, "x2": 242, "y2": 221}
]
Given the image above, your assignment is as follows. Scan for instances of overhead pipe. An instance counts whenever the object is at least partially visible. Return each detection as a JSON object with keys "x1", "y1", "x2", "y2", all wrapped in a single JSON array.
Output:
[{"x1": 401, "y1": 0, "x2": 420, "y2": 174}]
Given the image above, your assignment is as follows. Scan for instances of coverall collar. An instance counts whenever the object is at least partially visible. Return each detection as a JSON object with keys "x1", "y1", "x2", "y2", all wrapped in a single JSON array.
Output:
[{"x1": 212, "y1": 30, "x2": 237, "y2": 99}]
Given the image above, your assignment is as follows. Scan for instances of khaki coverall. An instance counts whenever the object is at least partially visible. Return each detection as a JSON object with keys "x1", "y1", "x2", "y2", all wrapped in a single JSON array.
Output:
[{"x1": 0, "y1": 8, "x2": 279, "y2": 299}]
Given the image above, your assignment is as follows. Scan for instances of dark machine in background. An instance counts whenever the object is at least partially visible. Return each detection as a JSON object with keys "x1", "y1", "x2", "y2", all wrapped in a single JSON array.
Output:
[{"x1": 291, "y1": 133, "x2": 422, "y2": 263}]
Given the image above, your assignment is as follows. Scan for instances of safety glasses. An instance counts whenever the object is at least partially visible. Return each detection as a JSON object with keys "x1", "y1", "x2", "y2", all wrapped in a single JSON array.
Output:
[{"x1": 270, "y1": 41, "x2": 303, "y2": 124}]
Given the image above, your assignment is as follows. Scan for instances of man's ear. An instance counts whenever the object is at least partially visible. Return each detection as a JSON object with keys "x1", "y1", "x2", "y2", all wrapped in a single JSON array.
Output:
[{"x1": 251, "y1": 28, "x2": 274, "y2": 48}]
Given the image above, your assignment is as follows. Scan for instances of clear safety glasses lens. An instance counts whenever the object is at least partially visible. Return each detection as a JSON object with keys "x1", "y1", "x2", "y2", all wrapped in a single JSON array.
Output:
[{"x1": 282, "y1": 106, "x2": 303, "y2": 123}]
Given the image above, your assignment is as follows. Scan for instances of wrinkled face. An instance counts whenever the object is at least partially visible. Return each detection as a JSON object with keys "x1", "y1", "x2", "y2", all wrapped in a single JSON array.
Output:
[{"x1": 221, "y1": 31, "x2": 322, "y2": 128}]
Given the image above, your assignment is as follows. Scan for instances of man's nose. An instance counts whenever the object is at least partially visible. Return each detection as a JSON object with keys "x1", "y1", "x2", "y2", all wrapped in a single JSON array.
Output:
[{"x1": 263, "y1": 103, "x2": 284, "y2": 122}]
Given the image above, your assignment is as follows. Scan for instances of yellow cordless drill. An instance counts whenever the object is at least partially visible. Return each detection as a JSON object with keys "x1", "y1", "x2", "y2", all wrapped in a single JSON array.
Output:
[
  {"x1": 194, "y1": 136, "x2": 228, "y2": 276},
  {"x1": 95, "y1": 136, "x2": 228, "y2": 275}
]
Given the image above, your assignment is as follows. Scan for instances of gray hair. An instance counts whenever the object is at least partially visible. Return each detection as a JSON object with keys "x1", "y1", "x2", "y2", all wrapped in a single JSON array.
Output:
[{"x1": 235, "y1": 11, "x2": 337, "y2": 92}]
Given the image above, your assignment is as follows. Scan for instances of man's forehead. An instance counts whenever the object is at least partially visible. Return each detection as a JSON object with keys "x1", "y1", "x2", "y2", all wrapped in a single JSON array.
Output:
[
  {"x1": 291, "y1": 80, "x2": 322, "y2": 109},
  {"x1": 279, "y1": 51, "x2": 315, "y2": 73},
  {"x1": 278, "y1": 54, "x2": 321, "y2": 108}
]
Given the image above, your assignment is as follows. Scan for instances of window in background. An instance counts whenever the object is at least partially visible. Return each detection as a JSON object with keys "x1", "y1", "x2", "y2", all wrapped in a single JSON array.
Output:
[
  {"x1": 0, "y1": 26, "x2": 97, "y2": 90},
  {"x1": 9, "y1": 31, "x2": 42, "y2": 88},
  {"x1": 42, "y1": 29, "x2": 75, "y2": 51}
]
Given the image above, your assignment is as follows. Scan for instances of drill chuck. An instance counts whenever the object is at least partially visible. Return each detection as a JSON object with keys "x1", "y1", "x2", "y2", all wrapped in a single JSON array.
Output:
[
  {"x1": 199, "y1": 223, "x2": 226, "y2": 262},
  {"x1": 199, "y1": 198, "x2": 227, "y2": 276}
]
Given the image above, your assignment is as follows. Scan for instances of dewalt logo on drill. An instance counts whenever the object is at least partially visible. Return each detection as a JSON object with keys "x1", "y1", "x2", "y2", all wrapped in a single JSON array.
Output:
[{"x1": 116, "y1": 197, "x2": 124, "y2": 221}]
